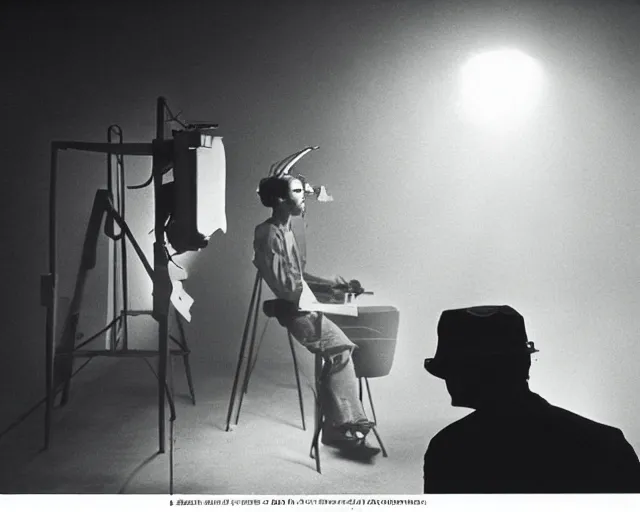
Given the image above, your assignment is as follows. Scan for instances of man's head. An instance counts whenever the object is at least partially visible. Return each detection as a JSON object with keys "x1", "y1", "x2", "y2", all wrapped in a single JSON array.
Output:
[
  {"x1": 424, "y1": 305, "x2": 538, "y2": 409},
  {"x1": 258, "y1": 175, "x2": 306, "y2": 216}
]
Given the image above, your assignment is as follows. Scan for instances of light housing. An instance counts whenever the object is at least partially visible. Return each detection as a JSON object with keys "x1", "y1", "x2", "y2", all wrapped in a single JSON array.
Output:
[{"x1": 166, "y1": 126, "x2": 226, "y2": 254}]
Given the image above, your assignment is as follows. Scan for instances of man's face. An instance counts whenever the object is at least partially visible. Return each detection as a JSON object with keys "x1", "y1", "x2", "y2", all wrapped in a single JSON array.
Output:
[
  {"x1": 444, "y1": 364, "x2": 483, "y2": 409},
  {"x1": 286, "y1": 178, "x2": 306, "y2": 216},
  {"x1": 445, "y1": 373, "x2": 475, "y2": 408}
]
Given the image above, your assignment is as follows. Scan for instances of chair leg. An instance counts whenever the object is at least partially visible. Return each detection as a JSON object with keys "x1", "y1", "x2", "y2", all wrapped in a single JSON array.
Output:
[
  {"x1": 370, "y1": 426, "x2": 388, "y2": 458},
  {"x1": 287, "y1": 332, "x2": 306, "y2": 431},
  {"x1": 310, "y1": 408, "x2": 322, "y2": 474},
  {"x1": 309, "y1": 354, "x2": 324, "y2": 473},
  {"x1": 364, "y1": 378, "x2": 378, "y2": 425},
  {"x1": 364, "y1": 378, "x2": 388, "y2": 457}
]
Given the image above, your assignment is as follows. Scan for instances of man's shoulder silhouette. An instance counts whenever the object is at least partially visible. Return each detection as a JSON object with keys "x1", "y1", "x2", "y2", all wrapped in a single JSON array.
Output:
[{"x1": 424, "y1": 391, "x2": 640, "y2": 493}]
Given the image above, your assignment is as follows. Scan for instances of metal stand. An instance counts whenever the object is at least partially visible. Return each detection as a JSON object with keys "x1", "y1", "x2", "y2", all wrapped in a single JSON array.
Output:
[
  {"x1": 41, "y1": 97, "x2": 188, "y2": 454},
  {"x1": 225, "y1": 271, "x2": 306, "y2": 432}
]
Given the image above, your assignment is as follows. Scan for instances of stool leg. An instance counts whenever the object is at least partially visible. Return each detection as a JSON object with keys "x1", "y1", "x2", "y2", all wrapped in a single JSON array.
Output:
[
  {"x1": 309, "y1": 354, "x2": 324, "y2": 473},
  {"x1": 365, "y1": 378, "x2": 388, "y2": 457},
  {"x1": 310, "y1": 405, "x2": 322, "y2": 474},
  {"x1": 245, "y1": 318, "x2": 270, "y2": 394},
  {"x1": 225, "y1": 273, "x2": 260, "y2": 431},
  {"x1": 287, "y1": 332, "x2": 306, "y2": 431},
  {"x1": 234, "y1": 281, "x2": 263, "y2": 424}
]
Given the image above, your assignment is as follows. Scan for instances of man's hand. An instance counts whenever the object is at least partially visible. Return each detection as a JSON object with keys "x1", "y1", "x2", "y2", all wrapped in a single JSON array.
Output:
[{"x1": 333, "y1": 276, "x2": 365, "y2": 296}]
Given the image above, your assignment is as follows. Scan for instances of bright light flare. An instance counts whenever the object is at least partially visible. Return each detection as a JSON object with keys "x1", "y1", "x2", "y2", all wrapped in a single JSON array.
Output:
[{"x1": 458, "y1": 48, "x2": 544, "y2": 128}]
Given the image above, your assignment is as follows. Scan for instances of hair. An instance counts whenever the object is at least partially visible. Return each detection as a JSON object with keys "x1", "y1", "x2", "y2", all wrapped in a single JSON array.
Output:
[
  {"x1": 258, "y1": 173, "x2": 310, "y2": 209},
  {"x1": 257, "y1": 175, "x2": 291, "y2": 208}
]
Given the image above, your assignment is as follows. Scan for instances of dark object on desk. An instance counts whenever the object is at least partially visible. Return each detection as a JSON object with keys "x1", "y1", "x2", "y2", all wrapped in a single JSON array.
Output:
[{"x1": 328, "y1": 306, "x2": 399, "y2": 379}]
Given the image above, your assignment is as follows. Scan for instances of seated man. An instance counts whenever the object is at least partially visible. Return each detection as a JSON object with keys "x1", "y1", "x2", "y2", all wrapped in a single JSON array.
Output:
[
  {"x1": 423, "y1": 305, "x2": 640, "y2": 493},
  {"x1": 253, "y1": 173, "x2": 380, "y2": 459}
]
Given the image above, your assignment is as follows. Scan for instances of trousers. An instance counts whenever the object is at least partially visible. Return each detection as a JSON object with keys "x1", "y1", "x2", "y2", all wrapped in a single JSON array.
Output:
[{"x1": 285, "y1": 312, "x2": 367, "y2": 427}]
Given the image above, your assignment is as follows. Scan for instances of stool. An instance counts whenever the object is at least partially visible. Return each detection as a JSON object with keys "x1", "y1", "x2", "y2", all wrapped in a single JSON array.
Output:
[{"x1": 225, "y1": 271, "x2": 307, "y2": 432}]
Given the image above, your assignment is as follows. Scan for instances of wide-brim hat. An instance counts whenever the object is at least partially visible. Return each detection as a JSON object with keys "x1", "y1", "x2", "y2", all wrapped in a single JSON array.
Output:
[{"x1": 424, "y1": 305, "x2": 539, "y2": 379}]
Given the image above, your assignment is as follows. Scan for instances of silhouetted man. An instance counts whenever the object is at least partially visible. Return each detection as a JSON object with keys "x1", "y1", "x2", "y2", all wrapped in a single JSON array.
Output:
[
  {"x1": 423, "y1": 305, "x2": 640, "y2": 493},
  {"x1": 253, "y1": 173, "x2": 380, "y2": 459}
]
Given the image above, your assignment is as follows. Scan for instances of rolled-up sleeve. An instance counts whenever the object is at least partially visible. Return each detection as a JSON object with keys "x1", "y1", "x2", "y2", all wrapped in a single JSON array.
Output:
[{"x1": 253, "y1": 224, "x2": 303, "y2": 304}]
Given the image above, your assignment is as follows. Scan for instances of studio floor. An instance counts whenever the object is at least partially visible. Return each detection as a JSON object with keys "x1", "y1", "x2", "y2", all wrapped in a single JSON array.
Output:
[{"x1": 0, "y1": 347, "x2": 430, "y2": 495}]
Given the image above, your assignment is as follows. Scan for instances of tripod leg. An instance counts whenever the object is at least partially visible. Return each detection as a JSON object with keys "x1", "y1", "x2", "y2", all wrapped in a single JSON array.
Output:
[
  {"x1": 225, "y1": 272, "x2": 260, "y2": 431},
  {"x1": 43, "y1": 272, "x2": 57, "y2": 450},
  {"x1": 58, "y1": 190, "x2": 113, "y2": 407},
  {"x1": 174, "y1": 308, "x2": 196, "y2": 405},
  {"x1": 288, "y1": 332, "x2": 306, "y2": 431}
]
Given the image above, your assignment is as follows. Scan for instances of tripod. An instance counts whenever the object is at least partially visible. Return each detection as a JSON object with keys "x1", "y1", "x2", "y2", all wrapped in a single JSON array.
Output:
[{"x1": 41, "y1": 97, "x2": 190, "y2": 456}]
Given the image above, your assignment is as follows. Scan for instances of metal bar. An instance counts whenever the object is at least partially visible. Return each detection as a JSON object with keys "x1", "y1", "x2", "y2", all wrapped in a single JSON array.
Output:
[
  {"x1": 154, "y1": 95, "x2": 169, "y2": 455},
  {"x1": 234, "y1": 279, "x2": 262, "y2": 424},
  {"x1": 55, "y1": 349, "x2": 189, "y2": 358},
  {"x1": 241, "y1": 278, "x2": 263, "y2": 396},
  {"x1": 72, "y1": 317, "x2": 120, "y2": 351},
  {"x1": 174, "y1": 309, "x2": 196, "y2": 405},
  {"x1": 365, "y1": 378, "x2": 378, "y2": 426},
  {"x1": 288, "y1": 331, "x2": 306, "y2": 431},
  {"x1": 169, "y1": 341, "x2": 175, "y2": 495},
  {"x1": 169, "y1": 334, "x2": 184, "y2": 349},
  {"x1": 44, "y1": 143, "x2": 59, "y2": 450},
  {"x1": 107, "y1": 127, "x2": 117, "y2": 349},
  {"x1": 106, "y1": 201, "x2": 154, "y2": 279},
  {"x1": 366, "y1": 376, "x2": 389, "y2": 458},
  {"x1": 54, "y1": 141, "x2": 153, "y2": 156},
  {"x1": 118, "y1": 134, "x2": 129, "y2": 350},
  {"x1": 246, "y1": 316, "x2": 269, "y2": 388},
  {"x1": 225, "y1": 271, "x2": 260, "y2": 431},
  {"x1": 370, "y1": 426, "x2": 388, "y2": 458},
  {"x1": 126, "y1": 310, "x2": 153, "y2": 316},
  {"x1": 310, "y1": 354, "x2": 324, "y2": 473}
]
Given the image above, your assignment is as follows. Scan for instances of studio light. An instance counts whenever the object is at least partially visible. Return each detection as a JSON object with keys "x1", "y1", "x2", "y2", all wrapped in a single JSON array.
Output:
[
  {"x1": 166, "y1": 125, "x2": 226, "y2": 254},
  {"x1": 458, "y1": 48, "x2": 544, "y2": 128}
]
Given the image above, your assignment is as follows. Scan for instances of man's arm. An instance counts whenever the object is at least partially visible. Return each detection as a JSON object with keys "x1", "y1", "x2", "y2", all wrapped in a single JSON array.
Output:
[{"x1": 303, "y1": 272, "x2": 335, "y2": 291}]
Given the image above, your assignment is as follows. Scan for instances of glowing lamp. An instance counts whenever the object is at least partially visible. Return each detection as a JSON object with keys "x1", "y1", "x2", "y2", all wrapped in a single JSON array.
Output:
[{"x1": 459, "y1": 48, "x2": 544, "y2": 128}]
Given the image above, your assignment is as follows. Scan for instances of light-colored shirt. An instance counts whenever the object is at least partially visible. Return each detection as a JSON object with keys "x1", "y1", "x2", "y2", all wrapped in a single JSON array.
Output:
[{"x1": 253, "y1": 220, "x2": 306, "y2": 304}]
